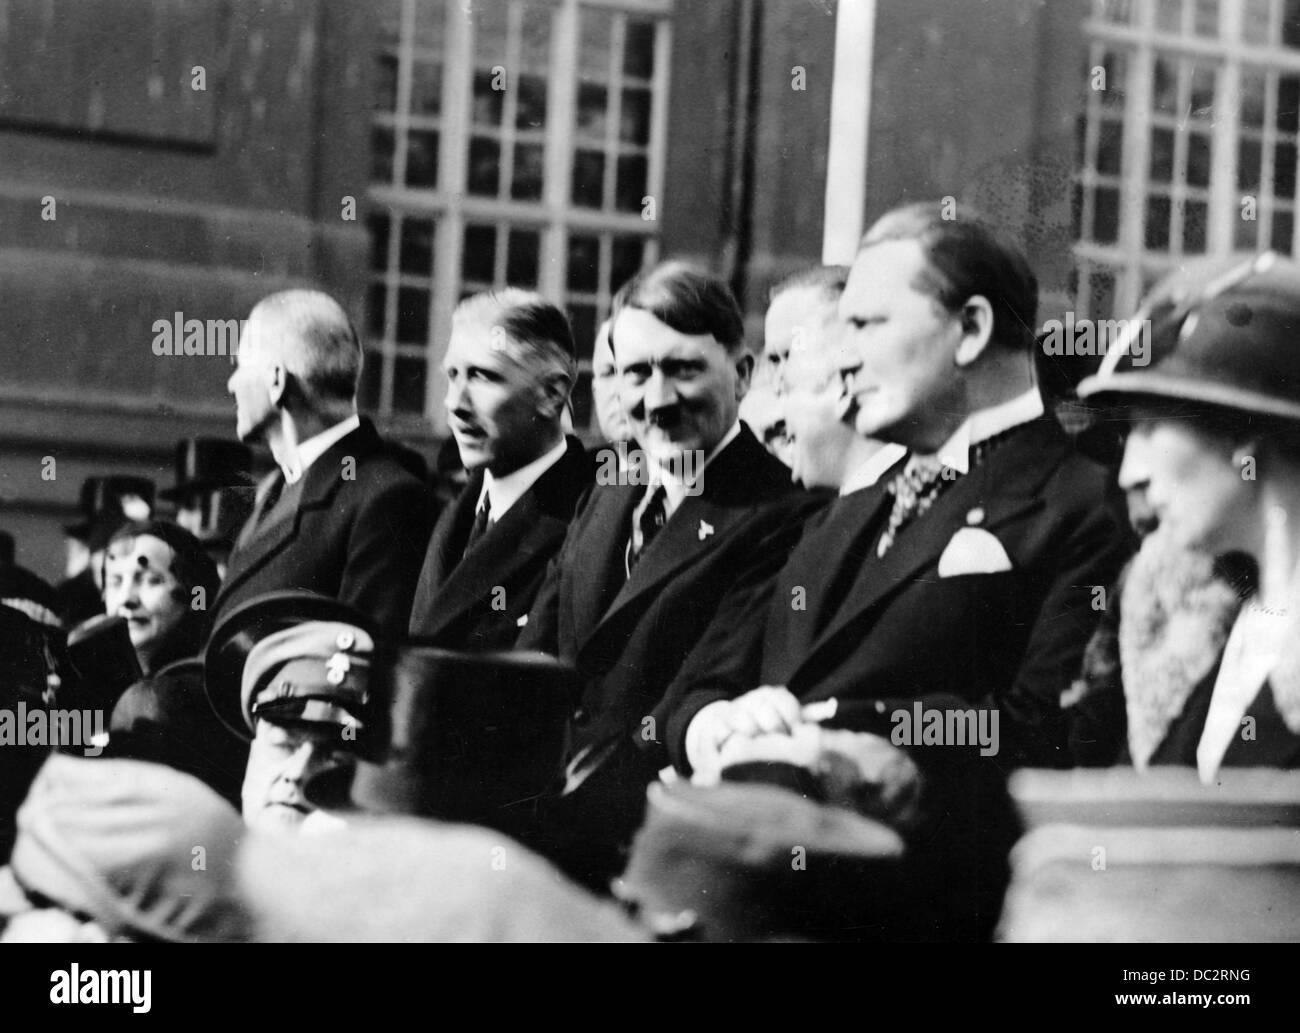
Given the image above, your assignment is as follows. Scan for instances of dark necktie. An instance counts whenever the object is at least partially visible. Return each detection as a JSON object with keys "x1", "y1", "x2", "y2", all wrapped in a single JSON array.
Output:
[
  {"x1": 627, "y1": 484, "x2": 667, "y2": 573},
  {"x1": 463, "y1": 494, "x2": 492, "y2": 559},
  {"x1": 238, "y1": 471, "x2": 285, "y2": 548}
]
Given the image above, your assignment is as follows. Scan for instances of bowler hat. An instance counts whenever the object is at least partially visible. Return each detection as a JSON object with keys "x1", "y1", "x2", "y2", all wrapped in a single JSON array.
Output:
[
  {"x1": 203, "y1": 591, "x2": 380, "y2": 741},
  {"x1": 64, "y1": 476, "x2": 155, "y2": 543},
  {"x1": 61, "y1": 614, "x2": 143, "y2": 715},
  {"x1": 305, "y1": 648, "x2": 577, "y2": 835},
  {"x1": 1078, "y1": 251, "x2": 1300, "y2": 420},
  {"x1": 105, "y1": 658, "x2": 249, "y2": 807},
  {"x1": 159, "y1": 438, "x2": 253, "y2": 502}
]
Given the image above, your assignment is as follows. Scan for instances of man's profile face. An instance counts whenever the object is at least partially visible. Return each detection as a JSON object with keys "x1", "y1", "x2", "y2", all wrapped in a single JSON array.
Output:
[
  {"x1": 241, "y1": 719, "x2": 355, "y2": 833},
  {"x1": 763, "y1": 285, "x2": 827, "y2": 395},
  {"x1": 837, "y1": 239, "x2": 962, "y2": 449},
  {"x1": 783, "y1": 332, "x2": 855, "y2": 489},
  {"x1": 592, "y1": 324, "x2": 632, "y2": 444},
  {"x1": 227, "y1": 313, "x2": 279, "y2": 443},
  {"x1": 443, "y1": 321, "x2": 555, "y2": 477},
  {"x1": 614, "y1": 307, "x2": 750, "y2": 467}
]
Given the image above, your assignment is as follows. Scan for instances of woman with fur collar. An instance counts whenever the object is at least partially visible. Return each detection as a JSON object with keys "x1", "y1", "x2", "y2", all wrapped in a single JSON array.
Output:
[{"x1": 1071, "y1": 253, "x2": 1300, "y2": 781}]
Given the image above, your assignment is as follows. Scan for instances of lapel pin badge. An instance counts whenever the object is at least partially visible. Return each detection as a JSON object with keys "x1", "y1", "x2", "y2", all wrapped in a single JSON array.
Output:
[
  {"x1": 698, "y1": 519, "x2": 714, "y2": 541},
  {"x1": 966, "y1": 507, "x2": 986, "y2": 526}
]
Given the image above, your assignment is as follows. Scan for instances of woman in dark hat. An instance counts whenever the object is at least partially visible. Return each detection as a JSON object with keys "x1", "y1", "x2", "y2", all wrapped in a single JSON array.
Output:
[
  {"x1": 1075, "y1": 252, "x2": 1300, "y2": 779},
  {"x1": 101, "y1": 520, "x2": 220, "y2": 675}
]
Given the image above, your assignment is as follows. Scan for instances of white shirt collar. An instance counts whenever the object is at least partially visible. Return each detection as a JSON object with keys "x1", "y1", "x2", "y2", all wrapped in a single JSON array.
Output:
[
  {"x1": 477, "y1": 435, "x2": 568, "y2": 521},
  {"x1": 923, "y1": 387, "x2": 1044, "y2": 475},
  {"x1": 650, "y1": 421, "x2": 742, "y2": 515},
  {"x1": 839, "y1": 442, "x2": 908, "y2": 496},
  {"x1": 280, "y1": 414, "x2": 361, "y2": 485}
]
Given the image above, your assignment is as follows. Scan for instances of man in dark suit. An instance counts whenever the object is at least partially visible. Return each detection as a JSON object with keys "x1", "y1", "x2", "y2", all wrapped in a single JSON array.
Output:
[
  {"x1": 668, "y1": 207, "x2": 1130, "y2": 936},
  {"x1": 408, "y1": 290, "x2": 591, "y2": 651},
  {"x1": 213, "y1": 289, "x2": 433, "y2": 638},
  {"x1": 518, "y1": 261, "x2": 821, "y2": 880}
]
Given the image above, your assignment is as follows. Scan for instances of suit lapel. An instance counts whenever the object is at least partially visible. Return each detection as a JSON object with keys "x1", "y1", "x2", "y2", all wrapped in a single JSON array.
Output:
[
  {"x1": 793, "y1": 419, "x2": 1066, "y2": 676},
  {"x1": 216, "y1": 420, "x2": 380, "y2": 609},
  {"x1": 570, "y1": 483, "x2": 640, "y2": 642},
  {"x1": 581, "y1": 431, "x2": 768, "y2": 644},
  {"x1": 419, "y1": 445, "x2": 586, "y2": 639},
  {"x1": 428, "y1": 472, "x2": 484, "y2": 588}
]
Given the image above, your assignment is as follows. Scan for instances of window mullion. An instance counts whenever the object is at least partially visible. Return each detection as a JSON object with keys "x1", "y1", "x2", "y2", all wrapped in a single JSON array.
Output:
[
  {"x1": 1211, "y1": 0, "x2": 1243, "y2": 254},
  {"x1": 543, "y1": 0, "x2": 579, "y2": 303},
  {"x1": 426, "y1": 4, "x2": 474, "y2": 432}
]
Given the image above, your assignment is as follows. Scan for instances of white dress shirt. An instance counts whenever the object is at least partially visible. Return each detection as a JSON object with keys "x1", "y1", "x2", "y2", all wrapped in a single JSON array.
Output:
[
  {"x1": 475, "y1": 435, "x2": 569, "y2": 523},
  {"x1": 279, "y1": 413, "x2": 361, "y2": 484},
  {"x1": 630, "y1": 421, "x2": 742, "y2": 554},
  {"x1": 1197, "y1": 600, "x2": 1288, "y2": 782},
  {"x1": 839, "y1": 443, "x2": 908, "y2": 496},
  {"x1": 923, "y1": 387, "x2": 1045, "y2": 474}
]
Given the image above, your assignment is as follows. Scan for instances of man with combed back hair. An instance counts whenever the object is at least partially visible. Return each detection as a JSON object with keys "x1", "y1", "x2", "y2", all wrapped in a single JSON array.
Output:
[
  {"x1": 409, "y1": 289, "x2": 592, "y2": 651},
  {"x1": 214, "y1": 288, "x2": 434, "y2": 636},
  {"x1": 519, "y1": 261, "x2": 823, "y2": 886}
]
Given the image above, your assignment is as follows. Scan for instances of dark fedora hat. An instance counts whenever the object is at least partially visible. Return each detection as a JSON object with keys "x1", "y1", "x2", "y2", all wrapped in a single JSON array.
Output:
[
  {"x1": 1078, "y1": 251, "x2": 1300, "y2": 420},
  {"x1": 105, "y1": 658, "x2": 249, "y2": 808},
  {"x1": 159, "y1": 438, "x2": 254, "y2": 502},
  {"x1": 64, "y1": 476, "x2": 155, "y2": 542},
  {"x1": 61, "y1": 613, "x2": 143, "y2": 715},
  {"x1": 203, "y1": 590, "x2": 380, "y2": 741},
  {"x1": 305, "y1": 648, "x2": 577, "y2": 834}
]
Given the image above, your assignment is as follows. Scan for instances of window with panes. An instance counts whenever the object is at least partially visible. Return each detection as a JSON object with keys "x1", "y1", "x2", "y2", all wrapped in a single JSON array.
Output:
[
  {"x1": 1073, "y1": 0, "x2": 1300, "y2": 320},
  {"x1": 367, "y1": 0, "x2": 671, "y2": 434}
]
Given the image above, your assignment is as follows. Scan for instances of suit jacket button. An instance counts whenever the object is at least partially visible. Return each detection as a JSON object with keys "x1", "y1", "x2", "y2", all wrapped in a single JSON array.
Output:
[{"x1": 573, "y1": 707, "x2": 588, "y2": 726}]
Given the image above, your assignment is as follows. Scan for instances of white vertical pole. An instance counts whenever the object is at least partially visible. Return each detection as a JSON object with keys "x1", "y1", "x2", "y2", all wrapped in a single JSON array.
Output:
[{"x1": 822, "y1": 0, "x2": 876, "y2": 265}]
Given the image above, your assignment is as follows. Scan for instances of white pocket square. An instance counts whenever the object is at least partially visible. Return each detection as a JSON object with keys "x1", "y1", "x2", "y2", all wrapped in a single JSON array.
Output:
[{"x1": 937, "y1": 527, "x2": 1013, "y2": 577}]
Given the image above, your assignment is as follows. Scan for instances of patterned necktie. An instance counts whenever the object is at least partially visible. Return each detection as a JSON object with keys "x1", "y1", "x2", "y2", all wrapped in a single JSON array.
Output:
[
  {"x1": 628, "y1": 484, "x2": 668, "y2": 573},
  {"x1": 463, "y1": 494, "x2": 492, "y2": 559},
  {"x1": 876, "y1": 454, "x2": 951, "y2": 558}
]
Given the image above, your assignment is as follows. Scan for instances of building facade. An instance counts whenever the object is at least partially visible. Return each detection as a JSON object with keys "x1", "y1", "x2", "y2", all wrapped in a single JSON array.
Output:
[{"x1": 2, "y1": 0, "x2": 1294, "y2": 581}]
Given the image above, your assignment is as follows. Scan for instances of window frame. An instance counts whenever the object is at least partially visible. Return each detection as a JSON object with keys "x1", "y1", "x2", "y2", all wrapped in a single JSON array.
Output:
[{"x1": 367, "y1": 0, "x2": 673, "y2": 436}]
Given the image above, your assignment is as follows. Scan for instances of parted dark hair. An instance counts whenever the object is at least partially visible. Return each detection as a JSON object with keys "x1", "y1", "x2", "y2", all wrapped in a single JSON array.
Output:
[
  {"x1": 105, "y1": 520, "x2": 222, "y2": 670},
  {"x1": 610, "y1": 260, "x2": 746, "y2": 354},
  {"x1": 453, "y1": 289, "x2": 577, "y2": 382},
  {"x1": 768, "y1": 264, "x2": 850, "y2": 304},
  {"x1": 861, "y1": 202, "x2": 1038, "y2": 352}
]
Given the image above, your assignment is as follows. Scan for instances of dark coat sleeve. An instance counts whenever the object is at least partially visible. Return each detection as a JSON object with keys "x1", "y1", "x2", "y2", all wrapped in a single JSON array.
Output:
[
  {"x1": 341, "y1": 472, "x2": 434, "y2": 636},
  {"x1": 829, "y1": 486, "x2": 1131, "y2": 768}
]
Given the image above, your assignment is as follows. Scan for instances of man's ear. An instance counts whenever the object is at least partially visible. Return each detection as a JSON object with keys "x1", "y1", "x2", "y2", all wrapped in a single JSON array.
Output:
[
  {"x1": 535, "y1": 369, "x2": 572, "y2": 421},
  {"x1": 268, "y1": 363, "x2": 289, "y2": 408},
  {"x1": 954, "y1": 295, "x2": 995, "y2": 367},
  {"x1": 733, "y1": 350, "x2": 756, "y2": 401}
]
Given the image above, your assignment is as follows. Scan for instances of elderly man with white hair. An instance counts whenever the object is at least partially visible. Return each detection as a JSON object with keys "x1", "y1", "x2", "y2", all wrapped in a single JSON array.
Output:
[{"x1": 213, "y1": 288, "x2": 434, "y2": 636}]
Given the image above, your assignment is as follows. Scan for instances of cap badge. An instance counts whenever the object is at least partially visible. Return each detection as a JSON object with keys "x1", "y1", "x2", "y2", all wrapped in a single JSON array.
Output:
[{"x1": 325, "y1": 652, "x2": 351, "y2": 685}]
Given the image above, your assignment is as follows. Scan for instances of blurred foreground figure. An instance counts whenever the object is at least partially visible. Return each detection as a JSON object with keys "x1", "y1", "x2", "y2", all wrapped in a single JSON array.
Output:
[
  {"x1": 0, "y1": 753, "x2": 248, "y2": 943},
  {"x1": 1076, "y1": 252, "x2": 1300, "y2": 776},
  {"x1": 216, "y1": 289, "x2": 433, "y2": 635},
  {"x1": 237, "y1": 815, "x2": 648, "y2": 942}
]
